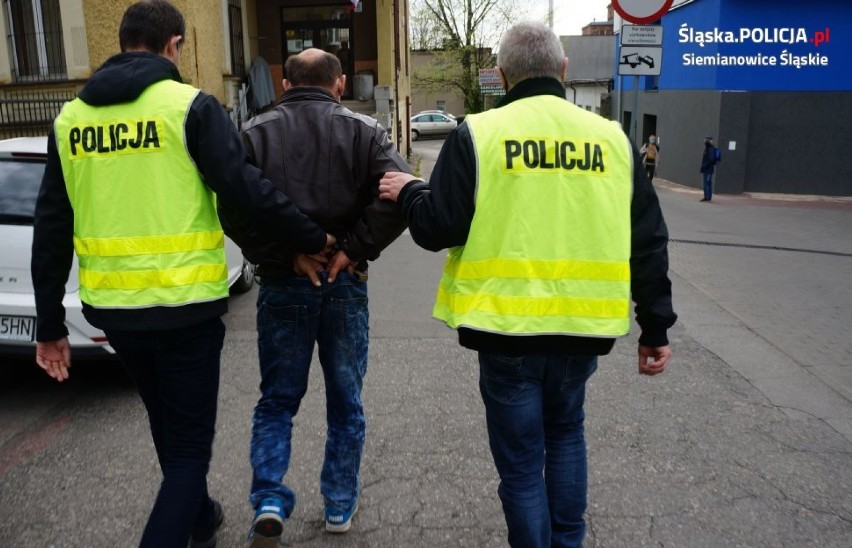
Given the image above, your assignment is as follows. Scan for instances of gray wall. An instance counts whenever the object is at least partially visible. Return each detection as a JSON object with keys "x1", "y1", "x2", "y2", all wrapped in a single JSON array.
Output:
[
  {"x1": 717, "y1": 93, "x2": 750, "y2": 194},
  {"x1": 562, "y1": 36, "x2": 614, "y2": 81},
  {"x1": 624, "y1": 89, "x2": 852, "y2": 196},
  {"x1": 624, "y1": 90, "x2": 721, "y2": 192},
  {"x1": 742, "y1": 93, "x2": 852, "y2": 196}
]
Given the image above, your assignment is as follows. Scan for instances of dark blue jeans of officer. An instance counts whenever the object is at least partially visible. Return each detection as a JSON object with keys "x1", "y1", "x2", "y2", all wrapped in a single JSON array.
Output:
[
  {"x1": 478, "y1": 351, "x2": 598, "y2": 548},
  {"x1": 249, "y1": 271, "x2": 368, "y2": 519},
  {"x1": 105, "y1": 317, "x2": 225, "y2": 548}
]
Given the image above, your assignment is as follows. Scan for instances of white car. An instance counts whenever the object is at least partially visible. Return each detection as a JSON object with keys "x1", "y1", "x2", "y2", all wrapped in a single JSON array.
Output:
[
  {"x1": 410, "y1": 112, "x2": 458, "y2": 141},
  {"x1": 416, "y1": 110, "x2": 456, "y2": 120},
  {"x1": 0, "y1": 137, "x2": 255, "y2": 360}
]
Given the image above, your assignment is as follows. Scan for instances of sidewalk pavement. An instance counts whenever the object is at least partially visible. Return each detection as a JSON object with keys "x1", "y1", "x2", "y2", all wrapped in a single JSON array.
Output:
[
  {"x1": 356, "y1": 147, "x2": 850, "y2": 547},
  {"x1": 3, "y1": 147, "x2": 849, "y2": 547}
]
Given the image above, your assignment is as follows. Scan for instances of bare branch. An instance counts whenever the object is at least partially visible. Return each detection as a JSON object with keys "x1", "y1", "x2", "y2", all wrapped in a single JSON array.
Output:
[{"x1": 410, "y1": 0, "x2": 516, "y2": 113}]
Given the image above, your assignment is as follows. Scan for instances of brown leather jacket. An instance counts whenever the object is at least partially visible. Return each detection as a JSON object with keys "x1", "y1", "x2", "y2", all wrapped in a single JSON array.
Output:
[{"x1": 220, "y1": 86, "x2": 409, "y2": 275}]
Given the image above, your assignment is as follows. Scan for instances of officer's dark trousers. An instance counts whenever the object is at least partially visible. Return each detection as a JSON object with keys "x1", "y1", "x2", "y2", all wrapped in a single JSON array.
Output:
[{"x1": 105, "y1": 317, "x2": 225, "y2": 548}]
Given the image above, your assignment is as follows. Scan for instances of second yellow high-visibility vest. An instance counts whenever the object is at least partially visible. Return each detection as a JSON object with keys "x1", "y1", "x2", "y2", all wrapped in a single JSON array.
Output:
[
  {"x1": 53, "y1": 79, "x2": 229, "y2": 309},
  {"x1": 433, "y1": 94, "x2": 634, "y2": 337}
]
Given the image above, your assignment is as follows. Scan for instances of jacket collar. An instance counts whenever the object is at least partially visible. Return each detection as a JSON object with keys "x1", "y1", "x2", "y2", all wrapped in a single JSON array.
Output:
[
  {"x1": 495, "y1": 77, "x2": 566, "y2": 108},
  {"x1": 78, "y1": 52, "x2": 181, "y2": 106},
  {"x1": 280, "y1": 86, "x2": 338, "y2": 105}
]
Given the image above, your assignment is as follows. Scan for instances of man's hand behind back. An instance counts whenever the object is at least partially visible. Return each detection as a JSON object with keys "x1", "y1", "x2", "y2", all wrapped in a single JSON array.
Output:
[
  {"x1": 292, "y1": 246, "x2": 355, "y2": 286},
  {"x1": 293, "y1": 252, "x2": 328, "y2": 287},
  {"x1": 324, "y1": 233, "x2": 337, "y2": 253},
  {"x1": 327, "y1": 250, "x2": 356, "y2": 283}
]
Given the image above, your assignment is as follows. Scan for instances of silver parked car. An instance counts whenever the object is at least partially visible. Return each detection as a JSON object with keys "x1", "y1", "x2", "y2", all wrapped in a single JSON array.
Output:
[
  {"x1": 0, "y1": 137, "x2": 255, "y2": 360},
  {"x1": 410, "y1": 112, "x2": 458, "y2": 141}
]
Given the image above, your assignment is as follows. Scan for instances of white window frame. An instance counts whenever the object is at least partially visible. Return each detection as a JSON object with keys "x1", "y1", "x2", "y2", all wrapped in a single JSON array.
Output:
[
  {"x1": 4, "y1": 0, "x2": 63, "y2": 80},
  {"x1": 1, "y1": 0, "x2": 88, "y2": 83}
]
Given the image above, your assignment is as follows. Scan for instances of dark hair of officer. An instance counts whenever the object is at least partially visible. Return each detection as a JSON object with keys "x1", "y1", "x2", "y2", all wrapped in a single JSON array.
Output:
[
  {"x1": 284, "y1": 49, "x2": 343, "y2": 88},
  {"x1": 119, "y1": 0, "x2": 185, "y2": 53}
]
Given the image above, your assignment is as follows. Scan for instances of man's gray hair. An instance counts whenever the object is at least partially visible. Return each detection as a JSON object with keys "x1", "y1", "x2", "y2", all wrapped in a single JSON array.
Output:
[{"x1": 496, "y1": 22, "x2": 565, "y2": 87}]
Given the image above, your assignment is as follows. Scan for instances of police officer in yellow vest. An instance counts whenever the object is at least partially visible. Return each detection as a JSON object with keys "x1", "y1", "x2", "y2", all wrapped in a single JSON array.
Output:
[
  {"x1": 31, "y1": 2, "x2": 333, "y2": 547},
  {"x1": 380, "y1": 22, "x2": 676, "y2": 548}
]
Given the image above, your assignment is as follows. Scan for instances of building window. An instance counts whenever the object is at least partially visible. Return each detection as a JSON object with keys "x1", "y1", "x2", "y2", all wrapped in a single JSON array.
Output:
[
  {"x1": 5, "y1": 0, "x2": 66, "y2": 81},
  {"x1": 227, "y1": 0, "x2": 245, "y2": 77},
  {"x1": 644, "y1": 75, "x2": 659, "y2": 91}
]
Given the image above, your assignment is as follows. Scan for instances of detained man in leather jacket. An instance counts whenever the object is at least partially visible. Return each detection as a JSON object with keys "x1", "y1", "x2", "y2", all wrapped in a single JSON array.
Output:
[{"x1": 219, "y1": 48, "x2": 409, "y2": 545}]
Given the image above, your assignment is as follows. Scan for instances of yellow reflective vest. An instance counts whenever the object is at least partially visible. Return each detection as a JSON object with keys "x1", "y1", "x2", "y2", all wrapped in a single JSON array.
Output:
[
  {"x1": 54, "y1": 79, "x2": 228, "y2": 309},
  {"x1": 433, "y1": 95, "x2": 634, "y2": 337}
]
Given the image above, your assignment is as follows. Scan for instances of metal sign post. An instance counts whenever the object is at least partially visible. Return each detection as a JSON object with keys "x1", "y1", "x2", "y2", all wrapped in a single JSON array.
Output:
[
  {"x1": 619, "y1": 25, "x2": 663, "y2": 144},
  {"x1": 612, "y1": 1, "x2": 672, "y2": 143}
]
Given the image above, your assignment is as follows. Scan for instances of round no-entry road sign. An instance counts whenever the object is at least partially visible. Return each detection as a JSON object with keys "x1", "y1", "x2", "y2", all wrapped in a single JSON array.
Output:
[{"x1": 613, "y1": 0, "x2": 674, "y2": 25}]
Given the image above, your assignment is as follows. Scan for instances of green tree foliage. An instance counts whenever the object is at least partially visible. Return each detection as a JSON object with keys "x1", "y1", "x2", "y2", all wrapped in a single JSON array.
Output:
[{"x1": 410, "y1": 0, "x2": 524, "y2": 114}]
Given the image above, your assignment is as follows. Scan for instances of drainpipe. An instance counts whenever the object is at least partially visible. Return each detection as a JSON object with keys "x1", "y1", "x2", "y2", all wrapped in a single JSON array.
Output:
[{"x1": 393, "y1": 0, "x2": 402, "y2": 151}]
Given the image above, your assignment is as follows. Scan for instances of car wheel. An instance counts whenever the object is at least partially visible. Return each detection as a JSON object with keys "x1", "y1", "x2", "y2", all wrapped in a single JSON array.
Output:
[
  {"x1": 411, "y1": 129, "x2": 420, "y2": 141},
  {"x1": 230, "y1": 257, "x2": 255, "y2": 294}
]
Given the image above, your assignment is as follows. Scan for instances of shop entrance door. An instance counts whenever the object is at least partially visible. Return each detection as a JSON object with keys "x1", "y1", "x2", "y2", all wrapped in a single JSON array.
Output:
[{"x1": 282, "y1": 18, "x2": 353, "y2": 99}]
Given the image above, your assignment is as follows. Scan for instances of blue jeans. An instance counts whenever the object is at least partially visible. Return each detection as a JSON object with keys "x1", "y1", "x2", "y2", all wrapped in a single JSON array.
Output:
[
  {"x1": 249, "y1": 272, "x2": 368, "y2": 518},
  {"x1": 479, "y1": 352, "x2": 598, "y2": 548},
  {"x1": 702, "y1": 172, "x2": 714, "y2": 200},
  {"x1": 104, "y1": 317, "x2": 225, "y2": 548}
]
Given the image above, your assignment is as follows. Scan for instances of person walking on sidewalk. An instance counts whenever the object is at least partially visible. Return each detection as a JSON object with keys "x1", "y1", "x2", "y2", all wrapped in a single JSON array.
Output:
[
  {"x1": 219, "y1": 48, "x2": 408, "y2": 546},
  {"x1": 31, "y1": 2, "x2": 333, "y2": 547},
  {"x1": 640, "y1": 134, "x2": 660, "y2": 181},
  {"x1": 700, "y1": 136, "x2": 719, "y2": 202},
  {"x1": 378, "y1": 22, "x2": 676, "y2": 548}
]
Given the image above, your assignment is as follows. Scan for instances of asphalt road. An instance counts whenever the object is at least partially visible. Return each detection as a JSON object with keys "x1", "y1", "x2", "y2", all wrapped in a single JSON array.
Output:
[{"x1": 1, "y1": 138, "x2": 850, "y2": 547}]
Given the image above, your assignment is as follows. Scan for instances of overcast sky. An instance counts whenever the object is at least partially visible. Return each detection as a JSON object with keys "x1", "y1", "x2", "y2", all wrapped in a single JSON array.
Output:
[{"x1": 545, "y1": 0, "x2": 613, "y2": 37}]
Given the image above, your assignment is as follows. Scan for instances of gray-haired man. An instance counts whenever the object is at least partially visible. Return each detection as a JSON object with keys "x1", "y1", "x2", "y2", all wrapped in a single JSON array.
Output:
[{"x1": 379, "y1": 22, "x2": 676, "y2": 547}]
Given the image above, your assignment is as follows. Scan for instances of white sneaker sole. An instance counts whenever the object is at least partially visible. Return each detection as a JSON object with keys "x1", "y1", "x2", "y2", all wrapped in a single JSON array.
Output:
[{"x1": 325, "y1": 504, "x2": 358, "y2": 533}]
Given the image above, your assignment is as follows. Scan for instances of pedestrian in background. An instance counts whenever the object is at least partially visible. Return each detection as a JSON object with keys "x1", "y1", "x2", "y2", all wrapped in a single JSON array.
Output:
[
  {"x1": 219, "y1": 48, "x2": 408, "y2": 546},
  {"x1": 700, "y1": 136, "x2": 719, "y2": 202},
  {"x1": 640, "y1": 134, "x2": 660, "y2": 181},
  {"x1": 31, "y1": 2, "x2": 333, "y2": 546},
  {"x1": 378, "y1": 22, "x2": 676, "y2": 548}
]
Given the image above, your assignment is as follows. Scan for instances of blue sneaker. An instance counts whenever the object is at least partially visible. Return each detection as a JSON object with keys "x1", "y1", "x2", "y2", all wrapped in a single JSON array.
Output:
[
  {"x1": 248, "y1": 497, "x2": 285, "y2": 548},
  {"x1": 325, "y1": 502, "x2": 358, "y2": 533}
]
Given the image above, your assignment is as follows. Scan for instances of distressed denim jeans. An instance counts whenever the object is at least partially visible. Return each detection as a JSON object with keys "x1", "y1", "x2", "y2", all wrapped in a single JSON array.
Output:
[
  {"x1": 249, "y1": 272, "x2": 368, "y2": 518},
  {"x1": 478, "y1": 352, "x2": 598, "y2": 548}
]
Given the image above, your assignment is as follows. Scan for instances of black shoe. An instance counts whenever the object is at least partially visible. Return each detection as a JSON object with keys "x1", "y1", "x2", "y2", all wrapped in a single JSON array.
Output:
[
  {"x1": 189, "y1": 499, "x2": 224, "y2": 548},
  {"x1": 700, "y1": 198, "x2": 710, "y2": 202}
]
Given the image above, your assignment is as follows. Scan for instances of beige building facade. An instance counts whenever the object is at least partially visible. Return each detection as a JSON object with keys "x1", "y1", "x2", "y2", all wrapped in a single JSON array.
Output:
[
  {"x1": 409, "y1": 51, "x2": 464, "y2": 117},
  {"x1": 0, "y1": 0, "x2": 412, "y2": 156}
]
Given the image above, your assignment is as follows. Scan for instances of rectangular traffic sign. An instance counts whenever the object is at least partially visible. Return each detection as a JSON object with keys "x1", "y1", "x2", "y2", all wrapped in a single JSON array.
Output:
[
  {"x1": 618, "y1": 45, "x2": 662, "y2": 75},
  {"x1": 621, "y1": 24, "x2": 663, "y2": 46}
]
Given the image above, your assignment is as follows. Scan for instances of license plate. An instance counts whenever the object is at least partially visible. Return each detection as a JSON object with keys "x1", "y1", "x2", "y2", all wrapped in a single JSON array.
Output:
[{"x1": 0, "y1": 315, "x2": 36, "y2": 342}]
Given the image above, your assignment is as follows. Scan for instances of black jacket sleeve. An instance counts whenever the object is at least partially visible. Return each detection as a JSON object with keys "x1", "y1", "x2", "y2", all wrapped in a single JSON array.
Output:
[
  {"x1": 338, "y1": 124, "x2": 409, "y2": 262},
  {"x1": 398, "y1": 123, "x2": 477, "y2": 251},
  {"x1": 31, "y1": 132, "x2": 74, "y2": 341},
  {"x1": 629, "y1": 146, "x2": 677, "y2": 346},
  {"x1": 185, "y1": 93, "x2": 327, "y2": 254}
]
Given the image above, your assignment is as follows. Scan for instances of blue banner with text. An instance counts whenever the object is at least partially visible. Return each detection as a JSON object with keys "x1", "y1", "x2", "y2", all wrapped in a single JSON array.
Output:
[{"x1": 627, "y1": 0, "x2": 852, "y2": 91}]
